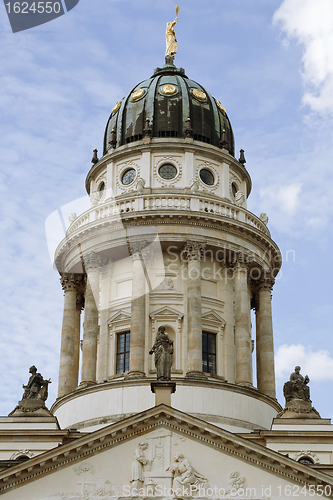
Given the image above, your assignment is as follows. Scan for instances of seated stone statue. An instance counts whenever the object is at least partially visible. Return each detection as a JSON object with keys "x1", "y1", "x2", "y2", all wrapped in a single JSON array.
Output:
[
  {"x1": 22, "y1": 365, "x2": 51, "y2": 402},
  {"x1": 283, "y1": 366, "x2": 310, "y2": 403}
]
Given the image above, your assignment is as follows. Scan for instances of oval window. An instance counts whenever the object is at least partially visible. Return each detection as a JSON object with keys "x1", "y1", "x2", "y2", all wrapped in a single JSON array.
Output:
[
  {"x1": 231, "y1": 182, "x2": 238, "y2": 197},
  {"x1": 158, "y1": 163, "x2": 177, "y2": 180},
  {"x1": 199, "y1": 168, "x2": 215, "y2": 186},
  {"x1": 97, "y1": 181, "x2": 105, "y2": 199},
  {"x1": 122, "y1": 168, "x2": 136, "y2": 185}
]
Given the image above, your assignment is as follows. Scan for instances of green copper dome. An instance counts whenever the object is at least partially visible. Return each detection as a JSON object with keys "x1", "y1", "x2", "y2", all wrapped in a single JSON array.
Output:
[{"x1": 103, "y1": 61, "x2": 235, "y2": 156}]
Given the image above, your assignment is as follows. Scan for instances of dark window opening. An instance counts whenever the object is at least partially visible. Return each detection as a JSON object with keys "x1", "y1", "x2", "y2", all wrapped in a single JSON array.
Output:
[
  {"x1": 126, "y1": 134, "x2": 143, "y2": 144},
  {"x1": 200, "y1": 168, "x2": 215, "y2": 186},
  {"x1": 116, "y1": 331, "x2": 131, "y2": 374},
  {"x1": 202, "y1": 332, "x2": 216, "y2": 374},
  {"x1": 157, "y1": 131, "x2": 178, "y2": 138},
  {"x1": 122, "y1": 168, "x2": 136, "y2": 186},
  {"x1": 298, "y1": 457, "x2": 314, "y2": 465},
  {"x1": 97, "y1": 182, "x2": 105, "y2": 199},
  {"x1": 158, "y1": 163, "x2": 177, "y2": 180},
  {"x1": 194, "y1": 134, "x2": 211, "y2": 144},
  {"x1": 232, "y1": 182, "x2": 238, "y2": 197}
]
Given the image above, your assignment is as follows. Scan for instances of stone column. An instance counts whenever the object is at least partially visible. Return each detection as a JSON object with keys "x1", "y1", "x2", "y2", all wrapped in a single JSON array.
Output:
[
  {"x1": 128, "y1": 243, "x2": 149, "y2": 377},
  {"x1": 58, "y1": 273, "x2": 83, "y2": 398},
  {"x1": 81, "y1": 252, "x2": 101, "y2": 386},
  {"x1": 256, "y1": 277, "x2": 276, "y2": 398},
  {"x1": 183, "y1": 241, "x2": 206, "y2": 377},
  {"x1": 234, "y1": 257, "x2": 252, "y2": 386}
]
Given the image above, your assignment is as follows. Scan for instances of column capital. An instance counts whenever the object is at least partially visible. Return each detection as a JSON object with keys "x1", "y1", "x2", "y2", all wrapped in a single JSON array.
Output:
[
  {"x1": 181, "y1": 241, "x2": 206, "y2": 261},
  {"x1": 258, "y1": 277, "x2": 275, "y2": 292},
  {"x1": 82, "y1": 251, "x2": 103, "y2": 272},
  {"x1": 129, "y1": 240, "x2": 152, "y2": 262},
  {"x1": 60, "y1": 273, "x2": 81, "y2": 292},
  {"x1": 231, "y1": 252, "x2": 252, "y2": 270}
]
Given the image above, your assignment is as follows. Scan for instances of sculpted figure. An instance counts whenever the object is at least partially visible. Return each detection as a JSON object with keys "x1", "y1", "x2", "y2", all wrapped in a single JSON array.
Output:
[
  {"x1": 130, "y1": 442, "x2": 148, "y2": 491},
  {"x1": 149, "y1": 326, "x2": 173, "y2": 381},
  {"x1": 22, "y1": 365, "x2": 51, "y2": 401},
  {"x1": 167, "y1": 453, "x2": 208, "y2": 493},
  {"x1": 165, "y1": 5, "x2": 180, "y2": 59},
  {"x1": 283, "y1": 366, "x2": 310, "y2": 403}
]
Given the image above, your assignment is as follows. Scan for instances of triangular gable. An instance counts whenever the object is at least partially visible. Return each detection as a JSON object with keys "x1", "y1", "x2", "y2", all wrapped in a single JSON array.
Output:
[
  {"x1": 150, "y1": 306, "x2": 183, "y2": 319},
  {"x1": 202, "y1": 310, "x2": 226, "y2": 324},
  {"x1": 1, "y1": 405, "x2": 333, "y2": 498},
  {"x1": 107, "y1": 310, "x2": 131, "y2": 325}
]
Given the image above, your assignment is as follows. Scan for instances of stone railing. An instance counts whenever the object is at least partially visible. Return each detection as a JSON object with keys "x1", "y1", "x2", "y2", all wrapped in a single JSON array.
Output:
[{"x1": 67, "y1": 193, "x2": 270, "y2": 236}]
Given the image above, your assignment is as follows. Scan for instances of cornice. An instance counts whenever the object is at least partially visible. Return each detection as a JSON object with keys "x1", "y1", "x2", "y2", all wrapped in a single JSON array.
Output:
[
  {"x1": 55, "y1": 211, "x2": 281, "y2": 274},
  {"x1": 50, "y1": 377, "x2": 282, "y2": 415},
  {"x1": 1, "y1": 405, "x2": 333, "y2": 495}
]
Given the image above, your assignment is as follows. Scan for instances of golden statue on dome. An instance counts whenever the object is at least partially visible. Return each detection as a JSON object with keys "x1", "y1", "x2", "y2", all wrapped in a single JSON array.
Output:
[{"x1": 165, "y1": 5, "x2": 179, "y2": 60}]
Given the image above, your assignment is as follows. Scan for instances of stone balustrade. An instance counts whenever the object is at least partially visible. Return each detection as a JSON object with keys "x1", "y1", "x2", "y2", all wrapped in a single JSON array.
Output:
[{"x1": 67, "y1": 192, "x2": 270, "y2": 237}]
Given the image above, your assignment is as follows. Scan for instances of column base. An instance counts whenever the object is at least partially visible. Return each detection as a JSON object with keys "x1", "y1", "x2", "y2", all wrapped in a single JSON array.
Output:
[
  {"x1": 186, "y1": 371, "x2": 207, "y2": 380},
  {"x1": 125, "y1": 371, "x2": 146, "y2": 379},
  {"x1": 236, "y1": 381, "x2": 253, "y2": 388},
  {"x1": 151, "y1": 382, "x2": 176, "y2": 406},
  {"x1": 79, "y1": 381, "x2": 96, "y2": 388}
]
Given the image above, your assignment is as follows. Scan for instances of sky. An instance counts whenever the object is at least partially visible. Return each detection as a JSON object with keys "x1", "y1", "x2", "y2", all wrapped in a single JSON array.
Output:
[{"x1": 1, "y1": 0, "x2": 333, "y2": 420}]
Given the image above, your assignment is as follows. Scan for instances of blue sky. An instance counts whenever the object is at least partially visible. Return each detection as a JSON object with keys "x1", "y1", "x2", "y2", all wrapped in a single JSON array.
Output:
[{"x1": 1, "y1": 0, "x2": 333, "y2": 419}]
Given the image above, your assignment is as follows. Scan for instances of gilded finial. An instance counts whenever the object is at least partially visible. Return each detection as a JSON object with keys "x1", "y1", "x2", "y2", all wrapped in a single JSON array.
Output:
[{"x1": 165, "y1": 5, "x2": 180, "y2": 63}]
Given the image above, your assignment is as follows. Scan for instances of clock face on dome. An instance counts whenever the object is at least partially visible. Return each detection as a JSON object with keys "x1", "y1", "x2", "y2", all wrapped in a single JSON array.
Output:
[
  {"x1": 160, "y1": 84, "x2": 177, "y2": 95},
  {"x1": 131, "y1": 88, "x2": 145, "y2": 101},
  {"x1": 192, "y1": 88, "x2": 206, "y2": 100}
]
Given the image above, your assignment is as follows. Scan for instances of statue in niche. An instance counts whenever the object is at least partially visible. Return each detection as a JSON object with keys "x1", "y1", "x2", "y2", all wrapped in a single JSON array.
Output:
[
  {"x1": 165, "y1": 5, "x2": 180, "y2": 60},
  {"x1": 130, "y1": 442, "x2": 149, "y2": 491},
  {"x1": 167, "y1": 453, "x2": 208, "y2": 493},
  {"x1": 149, "y1": 326, "x2": 173, "y2": 381},
  {"x1": 22, "y1": 365, "x2": 51, "y2": 401},
  {"x1": 283, "y1": 366, "x2": 310, "y2": 403}
]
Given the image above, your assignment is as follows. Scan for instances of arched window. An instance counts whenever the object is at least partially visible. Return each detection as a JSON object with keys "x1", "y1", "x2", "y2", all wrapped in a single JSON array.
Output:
[{"x1": 298, "y1": 457, "x2": 314, "y2": 465}]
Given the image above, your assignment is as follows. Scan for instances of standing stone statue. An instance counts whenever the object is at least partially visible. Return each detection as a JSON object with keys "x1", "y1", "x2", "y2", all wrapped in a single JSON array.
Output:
[
  {"x1": 283, "y1": 366, "x2": 310, "y2": 403},
  {"x1": 130, "y1": 442, "x2": 148, "y2": 492},
  {"x1": 149, "y1": 326, "x2": 173, "y2": 381},
  {"x1": 165, "y1": 5, "x2": 180, "y2": 60}
]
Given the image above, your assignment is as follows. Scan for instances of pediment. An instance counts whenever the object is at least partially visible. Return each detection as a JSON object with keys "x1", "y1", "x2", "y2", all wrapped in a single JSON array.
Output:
[
  {"x1": 107, "y1": 310, "x2": 131, "y2": 325},
  {"x1": 150, "y1": 306, "x2": 183, "y2": 319},
  {"x1": 202, "y1": 310, "x2": 226, "y2": 325},
  {"x1": 0, "y1": 405, "x2": 332, "y2": 499}
]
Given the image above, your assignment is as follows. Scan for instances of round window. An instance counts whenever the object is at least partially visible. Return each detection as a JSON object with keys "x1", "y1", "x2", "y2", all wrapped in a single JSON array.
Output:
[
  {"x1": 231, "y1": 182, "x2": 238, "y2": 197},
  {"x1": 199, "y1": 168, "x2": 215, "y2": 186},
  {"x1": 158, "y1": 163, "x2": 177, "y2": 180},
  {"x1": 97, "y1": 181, "x2": 105, "y2": 199},
  {"x1": 122, "y1": 168, "x2": 136, "y2": 185}
]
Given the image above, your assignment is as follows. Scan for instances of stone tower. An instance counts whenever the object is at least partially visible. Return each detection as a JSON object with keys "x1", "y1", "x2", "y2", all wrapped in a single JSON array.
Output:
[{"x1": 52, "y1": 57, "x2": 282, "y2": 433}]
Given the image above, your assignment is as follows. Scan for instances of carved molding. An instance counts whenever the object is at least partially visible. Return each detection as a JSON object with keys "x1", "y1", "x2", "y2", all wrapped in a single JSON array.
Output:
[
  {"x1": 202, "y1": 310, "x2": 226, "y2": 339},
  {"x1": 196, "y1": 160, "x2": 220, "y2": 192},
  {"x1": 10, "y1": 449, "x2": 35, "y2": 460},
  {"x1": 116, "y1": 160, "x2": 140, "y2": 194},
  {"x1": 150, "y1": 306, "x2": 184, "y2": 337},
  {"x1": 108, "y1": 310, "x2": 131, "y2": 339},
  {"x1": 293, "y1": 450, "x2": 320, "y2": 464},
  {"x1": 181, "y1": 241, "x2": 206, "y2": 262},
  {"x1": 154, "y1": 155, "x2": 182, "y2": 187}
]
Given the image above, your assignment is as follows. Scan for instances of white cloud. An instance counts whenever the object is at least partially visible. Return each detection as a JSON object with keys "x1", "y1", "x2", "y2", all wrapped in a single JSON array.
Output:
[
  {"x1": 274, "y1": 0, "x2": 333, "y2": 113},
  {"x1": 259, "y1": 183, "x2": 302, "y2": 215},
  {"x1": 275, "y1": 344, "x2": 333, "y2": 381}
]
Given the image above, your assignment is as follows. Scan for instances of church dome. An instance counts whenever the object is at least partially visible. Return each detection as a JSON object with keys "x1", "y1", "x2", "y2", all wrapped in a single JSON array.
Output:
[{"x1": 103, "y1": 61, "x2": 235, "y2": 156}]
